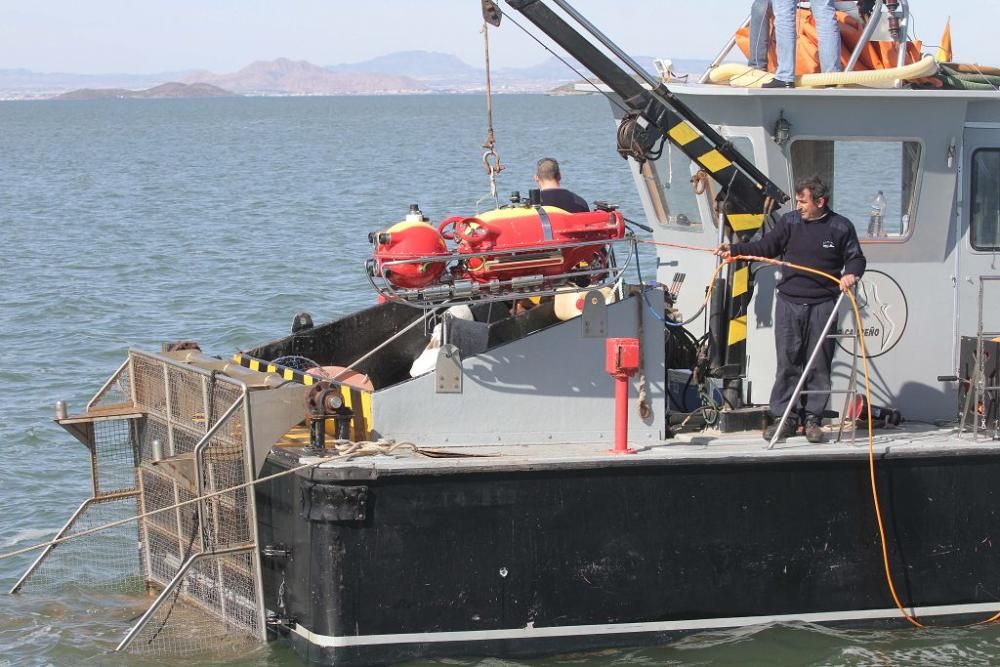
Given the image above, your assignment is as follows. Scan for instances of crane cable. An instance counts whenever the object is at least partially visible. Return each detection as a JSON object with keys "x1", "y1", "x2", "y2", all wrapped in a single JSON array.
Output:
[
  {"x1": 638, "y1": 236, "x2": 1000, "y2": 629},
  {"x1": 480, "y1": 2, "x2": 505, "y2": 207}
]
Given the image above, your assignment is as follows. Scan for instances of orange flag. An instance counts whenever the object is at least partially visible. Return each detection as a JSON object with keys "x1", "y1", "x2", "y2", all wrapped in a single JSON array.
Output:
[{"x1": 936, "y1": 17, "x2": 952, "y2": 62}]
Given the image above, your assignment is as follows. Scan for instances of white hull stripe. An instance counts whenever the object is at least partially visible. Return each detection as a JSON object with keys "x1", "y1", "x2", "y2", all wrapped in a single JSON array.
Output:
[{"x1": 292, "y1": 602, "x2": 1000, "y2": 648}]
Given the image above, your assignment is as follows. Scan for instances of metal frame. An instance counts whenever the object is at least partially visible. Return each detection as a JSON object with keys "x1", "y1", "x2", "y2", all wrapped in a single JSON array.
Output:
[
  {"x1": 123, "y1": 350, "x2": 265, "y2": 645},
  {"x1": 845, "y1": 0, "x2": 885, "y2": 72},
  {"x1": 833, "y1": 330, "x2": 860, "y2": 444},
  {"x1": 893, "y1": 1, "x2": 911, "y2": 88},
  {"x1": 85, "y1": 358, "x2": 132, "y2": 411},
  {"x1": 368, "y1": 236, "x2": 637, "y2": 308},
  {"x1": 19, "y1": 349, "x2": 267, "y2": 648},
  {"x1": 960, "y1": 275, "x2": 1000, "y2": 440},
  {"x1": 115, "y1": 545, "x2": 255, "y2": 652},
  {"x1": 698, "y1": 14, "x2": 750, "y2": 84},
  {"x1": 8, "y1": 491, "x2": 138, "y2": 594}
]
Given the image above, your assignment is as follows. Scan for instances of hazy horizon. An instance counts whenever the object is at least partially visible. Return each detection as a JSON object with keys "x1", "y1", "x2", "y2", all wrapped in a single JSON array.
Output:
[{"x1": 1, "y1": 1, "x2": 990, "y2": 76}]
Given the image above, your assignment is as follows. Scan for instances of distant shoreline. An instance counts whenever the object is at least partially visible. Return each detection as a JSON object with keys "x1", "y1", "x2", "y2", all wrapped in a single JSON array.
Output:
[{"x1": 1, "y1": 89, "x2": 599, "y2": 102}]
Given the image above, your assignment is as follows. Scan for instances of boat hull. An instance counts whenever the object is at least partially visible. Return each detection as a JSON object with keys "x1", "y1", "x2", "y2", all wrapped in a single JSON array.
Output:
[{"x1": 256, "y1": 445, "x2": 1000, "y2": 665}]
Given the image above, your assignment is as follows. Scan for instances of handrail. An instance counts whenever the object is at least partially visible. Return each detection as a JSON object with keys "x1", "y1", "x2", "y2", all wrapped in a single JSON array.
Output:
[
  {"x1": 963, "y1": 275, "x2": 1000, "y2": 440},
  {"x1": 845, "y1": 0, "x2": 885, "y2": 73},
  {"x1": 699, "y1": 14, "x2": 750, "y2": 84},
  {"x1": 191, "y1": 386, "x2": 249, "y2": 552},
  {"x1": 767, "y1": 291, "x2": 848, "y2": 449}
]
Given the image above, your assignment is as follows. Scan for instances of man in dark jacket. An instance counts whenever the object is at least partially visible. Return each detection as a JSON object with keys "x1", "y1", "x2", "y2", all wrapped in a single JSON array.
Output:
[
  {"x1": 716, "y1": 176, "x2": 866, "y2": 442},
  {"x1": 535, "y1": 157, "x2": 589, "y2": 213}
]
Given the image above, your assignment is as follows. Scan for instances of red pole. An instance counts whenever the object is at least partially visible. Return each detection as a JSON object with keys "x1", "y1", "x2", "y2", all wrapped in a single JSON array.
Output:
[{"x1": 606, "y1": 337, "x2": 639, "y2": 455}]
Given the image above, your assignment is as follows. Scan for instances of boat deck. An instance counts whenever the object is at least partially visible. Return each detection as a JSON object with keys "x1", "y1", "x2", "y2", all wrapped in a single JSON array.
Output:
[{"x1": 270, "y1": 421, "x2": 1000, "y2": 479}]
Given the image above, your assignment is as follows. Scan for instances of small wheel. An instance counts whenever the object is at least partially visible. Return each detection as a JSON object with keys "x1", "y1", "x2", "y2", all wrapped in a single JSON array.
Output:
[
  {"x1": 454, "y1": 217, "x2": 491, "y2": 244},
  {"x1": 437, "y1": 216, "x2": 465, "y2": 241}
]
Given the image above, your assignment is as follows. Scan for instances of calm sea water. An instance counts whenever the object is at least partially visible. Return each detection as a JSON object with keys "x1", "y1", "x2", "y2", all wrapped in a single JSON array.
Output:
[{"x1": 1, "y1": 94, "x2": 999, "y2": 666}]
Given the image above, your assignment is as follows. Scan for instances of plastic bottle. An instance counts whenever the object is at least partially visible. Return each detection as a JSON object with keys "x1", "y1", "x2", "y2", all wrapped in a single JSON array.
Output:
[{"x1": 867, "y1": 191, "x2": 887, "y2": 238}]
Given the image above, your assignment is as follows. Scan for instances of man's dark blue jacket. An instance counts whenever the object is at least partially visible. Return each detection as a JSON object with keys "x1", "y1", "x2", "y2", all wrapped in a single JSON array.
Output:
[{"x1": 730, "y1": 209, "x2": 867, "y2": 304}]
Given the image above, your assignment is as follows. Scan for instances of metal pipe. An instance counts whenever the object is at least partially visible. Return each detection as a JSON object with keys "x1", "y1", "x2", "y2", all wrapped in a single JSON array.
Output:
[
  {"x1": 85, "y1": 358, "x2": 131, "y2": 411},
  {"x1": 115, "y1": 546, "x2": 253, "y2": 652},
  {"x1": 241, "y1": 396, "x2": 268, "y2": 640},
  {"x1": 969, "y1": 276, "x2": 1000, "y2": 439},
  {"x1": 193, "y1": 388, "x2": 248, "y2": 552},
  {"x1": 845, "y1": 0, "x2": 885, "y2": 73},
  {"x1": 768, "y1": 292, "x2": 846, "y2": 449},
  {"x1": 605, "y1": 338, "x2": 639, "y2": 454},
  {"x1": 699, "y1": 15, "x2": 750, "y2": 83},
  {"x1": 894, "y1": 0, "x2": 910, "y2": 88}
]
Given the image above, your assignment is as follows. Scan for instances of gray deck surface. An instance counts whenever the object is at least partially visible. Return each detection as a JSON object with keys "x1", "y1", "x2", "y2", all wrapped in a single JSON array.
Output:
[{"x1": 285, "y1": 422, "x2": 1000, "y2": 478}]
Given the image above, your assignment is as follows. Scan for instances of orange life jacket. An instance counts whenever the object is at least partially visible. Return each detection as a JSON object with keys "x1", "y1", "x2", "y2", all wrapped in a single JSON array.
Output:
[{"x1": 735, "y1": 8, "x2": 923, "y2": 75}]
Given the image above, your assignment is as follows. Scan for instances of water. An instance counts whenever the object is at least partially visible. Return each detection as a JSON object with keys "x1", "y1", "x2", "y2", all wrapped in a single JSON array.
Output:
[{"x1": 0, "y1": 94, "x2": 998, "y2": 666}]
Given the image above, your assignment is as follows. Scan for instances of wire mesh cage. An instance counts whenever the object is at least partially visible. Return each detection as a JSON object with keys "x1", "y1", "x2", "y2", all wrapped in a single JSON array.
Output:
[
  {"x1": 120, "y1": 549, "x2": 263, "y2": 658},
  {"x1": 11, "y1": 495, "x2": 144, "y2": 595},
  {"x1": 122, "y1": 352, "x2": 265, "y2": 652},
  {"x1": 13, "y1": 350, "x2": 267, "y2": 656},
  {"x1": 11, "y1": 402, "x2": 143, "y2": 594}
]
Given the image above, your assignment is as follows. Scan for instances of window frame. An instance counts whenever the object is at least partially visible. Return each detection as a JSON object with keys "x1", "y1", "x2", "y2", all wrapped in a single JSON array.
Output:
[
  {"x1": 970, "y1": 147, "x2": 1000, "y2": 252},
  {"x1": 787, "y1": 135, "x2": 925, "y2": 245}
]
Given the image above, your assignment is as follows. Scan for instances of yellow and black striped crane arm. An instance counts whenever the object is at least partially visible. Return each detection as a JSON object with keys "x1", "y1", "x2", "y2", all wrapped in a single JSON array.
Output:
[{"x1": 506, "y1": 0, "x2": 791, "y2": 381}]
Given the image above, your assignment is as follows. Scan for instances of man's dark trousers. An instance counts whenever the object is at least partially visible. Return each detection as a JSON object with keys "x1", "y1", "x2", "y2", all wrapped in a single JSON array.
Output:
[{"x1": 770, "y1": 295, "x2": 837, "y2": 422}]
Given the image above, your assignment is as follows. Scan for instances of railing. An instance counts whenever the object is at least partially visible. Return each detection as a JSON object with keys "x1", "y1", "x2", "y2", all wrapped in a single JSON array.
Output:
[
  {"x1": 367, "y1": 236, "x2": 636, "y2": 308},
  {"x1": 960, "y1": 276, "x2": 1000, "y2": 441},
  {"x1": 766, "y1": 291, "x2": 862, "y2": 449}
]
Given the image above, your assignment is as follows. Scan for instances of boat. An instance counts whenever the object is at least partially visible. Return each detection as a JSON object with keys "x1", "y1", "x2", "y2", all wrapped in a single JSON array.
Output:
[{"x1": 7, "y1": 0, "x2": 1000, "y2": 665}]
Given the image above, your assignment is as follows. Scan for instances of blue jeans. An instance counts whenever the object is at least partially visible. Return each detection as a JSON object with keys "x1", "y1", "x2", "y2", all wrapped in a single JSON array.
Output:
[
  {"x1": 749, "y1": 0, "x2": 772, "y2": 70},
  {"x1": 772, "y1": 0, "x2": 842, "y2": 82}
]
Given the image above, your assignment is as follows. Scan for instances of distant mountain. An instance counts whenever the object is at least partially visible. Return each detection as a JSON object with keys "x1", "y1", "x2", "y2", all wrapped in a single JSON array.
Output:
[
  {"x1": 322, "y1": 51, "x2": 713, "y2": 93},
  {"x1": 328, "y1": 51, "x2": 479, "y2": 81},
  {"x1": 327, "y1": 51, "x2": 584, "y2": 91},
  {"x1": 55, "y1": 82, "x2": 237, "y2": 100},
  {"x1": 0, "y1": 68, "x2": 192, "y2": 99},
  {"x1": 0, "y1": 53, "x2": 716, "y2": 100},
  {"x1": 183, "y1": 58, "x2": 427, "y2": 95}
]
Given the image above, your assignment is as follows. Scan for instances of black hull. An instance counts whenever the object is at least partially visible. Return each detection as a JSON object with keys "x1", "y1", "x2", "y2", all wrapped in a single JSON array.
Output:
[{"x1": 255, "y1": 448, "x2": 1000, "y2": 665}]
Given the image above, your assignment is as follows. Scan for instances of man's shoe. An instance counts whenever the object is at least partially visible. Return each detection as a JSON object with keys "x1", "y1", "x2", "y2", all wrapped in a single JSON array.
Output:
[
  {"x1": 762, "y1": 78, "x2": 795, "y2": 89},
  {"x1": 763, "y1": 419, "x2": 798, "y2": 441},
  {"x1": 804, "y1": 418, "x2": 825, "y2": 443}
]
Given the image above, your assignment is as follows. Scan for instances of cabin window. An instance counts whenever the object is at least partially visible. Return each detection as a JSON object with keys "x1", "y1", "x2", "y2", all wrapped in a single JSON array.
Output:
[
  {"x1": 971, "y1": 149, "x2": 1000, "y2": 251},
  {"x1": 790, "y1": 139, "x2": 921, "y2": 241},
  {"x1": 645, "y1": 136, "x2": 755, "y2": 232}
]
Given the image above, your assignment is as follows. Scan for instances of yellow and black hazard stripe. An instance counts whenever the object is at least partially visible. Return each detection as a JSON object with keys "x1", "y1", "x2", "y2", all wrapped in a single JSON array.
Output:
[
  {"x1": 723, "y1": 213, "x2": 769, "y2": 373},
  {"x1": 663, "y1": 118, "x2": 769, "y2": 216},
  {"x1": 231, "y1": 353, "x2": 373, "y2": 441}
]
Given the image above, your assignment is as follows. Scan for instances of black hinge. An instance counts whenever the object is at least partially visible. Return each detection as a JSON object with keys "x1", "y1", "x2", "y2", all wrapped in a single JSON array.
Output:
[{"x1": 261, "y1": 544, "x2": 292, "y2": 559}]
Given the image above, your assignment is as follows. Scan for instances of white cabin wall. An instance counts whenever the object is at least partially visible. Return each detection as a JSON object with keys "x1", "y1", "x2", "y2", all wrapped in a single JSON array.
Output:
[{"x1": 627, "y1": 86, "x2": 988, "y2": 420}]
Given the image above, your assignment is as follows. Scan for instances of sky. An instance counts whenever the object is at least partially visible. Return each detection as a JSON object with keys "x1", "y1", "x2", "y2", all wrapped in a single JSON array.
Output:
[{"x1": 1, "y1": 1, "x2": 993, "y2": 74}]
